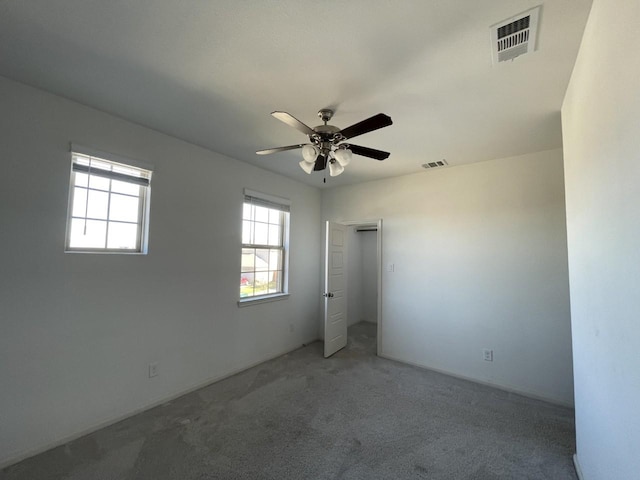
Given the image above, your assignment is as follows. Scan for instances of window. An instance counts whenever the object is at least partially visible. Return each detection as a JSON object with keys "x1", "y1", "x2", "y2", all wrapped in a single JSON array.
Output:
[
  {"x1": 240, "y1": 190, "x2": 290, "y2": 299},
  {"x1": 65, "y1": 148, "x2": 152, "y2": 253}
]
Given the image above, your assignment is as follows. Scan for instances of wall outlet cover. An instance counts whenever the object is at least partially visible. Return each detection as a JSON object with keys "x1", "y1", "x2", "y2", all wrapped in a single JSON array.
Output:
[{"x1": 483, "y1": 349, "x2": 494, "y2": 362}]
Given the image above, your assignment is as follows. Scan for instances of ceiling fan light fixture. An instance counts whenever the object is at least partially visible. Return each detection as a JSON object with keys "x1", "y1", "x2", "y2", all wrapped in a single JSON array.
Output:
[
  {"x1": 259, "y1": 109, "x2": 392, "y2": 180},
  {"x1": 334, "y1": 148, "x2": 352, "y2": 167},
  {"x1": 299, "y1": 159, "x2": 315, "y2": 174},
  {"x1": 301, "y1": 144, "x2": 319, "y2": 163},
  {"x1": 328, "y1": 160, "x2": 344, "y2": 177}
]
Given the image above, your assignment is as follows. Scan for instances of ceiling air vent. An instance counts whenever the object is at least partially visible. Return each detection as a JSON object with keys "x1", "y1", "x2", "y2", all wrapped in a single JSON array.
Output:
[
  {"x1": 491, "y1": 6, "x2": 541, "y2": 65},
  {"x1": 422, "y1": 160, "x2": 448, "y2": 169}
]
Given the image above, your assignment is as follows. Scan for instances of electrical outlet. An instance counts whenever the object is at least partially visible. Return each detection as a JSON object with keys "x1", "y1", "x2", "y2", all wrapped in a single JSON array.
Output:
[
  {"x1": 387, "y1": 263, "x2": 395, "y2": 272},
  {"x1": 483, "y1": 349, "x2": 494, "y2": 362},
  {"x1": 289, "y1": 323, "x2": 295, "y2": 333},
  {"x1": 148, "y1": 362, "x2": 158, "y2": 378}
]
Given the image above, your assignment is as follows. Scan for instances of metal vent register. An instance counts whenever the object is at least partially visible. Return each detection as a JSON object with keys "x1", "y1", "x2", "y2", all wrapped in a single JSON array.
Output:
[
  {"x1": 491, "y1": 6, "x2": 541, "y2": 64},
  {"x1": 422, "y1": 160, "x2": 448, "y2": 169}
]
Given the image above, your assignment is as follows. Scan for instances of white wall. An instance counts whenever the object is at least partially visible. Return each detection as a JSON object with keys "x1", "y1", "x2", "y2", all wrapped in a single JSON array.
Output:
[
  {"x1": 562, "y1": 0, "x2": 640, "y2": 478},
  {"x1": 346, "y1": 227, "x2": 364, "y2": 326},
  {"x1": 346, "y1": 228, "x2": 378, "y2": 326},
  {"x1": 0, "y1": 76, "x2": 321, "y2": 467},
  {"x1": 322, "y1": 149, "x2": 573, "y2": 405},
  {"x1": 360, "y1": 231, "x2": 378, "y2": 324}
]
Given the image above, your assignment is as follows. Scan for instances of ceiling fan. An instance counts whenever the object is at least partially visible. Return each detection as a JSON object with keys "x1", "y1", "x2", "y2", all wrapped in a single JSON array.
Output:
[{"x1": 256, "y1": 109, "x2": 393, "y2": 177}]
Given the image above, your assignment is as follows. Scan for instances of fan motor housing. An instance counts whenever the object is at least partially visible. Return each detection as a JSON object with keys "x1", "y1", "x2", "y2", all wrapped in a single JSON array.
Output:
[
  {"x1": 311, "y1": 124, "x2": 342, "y2": 146},
  {"x1": 313, "y1": 124, "x2": 340, "y2": 134}
]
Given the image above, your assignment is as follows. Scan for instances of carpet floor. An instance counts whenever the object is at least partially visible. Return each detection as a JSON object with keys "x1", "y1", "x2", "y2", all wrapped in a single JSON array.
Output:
[{"x1": 1, "y1": 322, "x2": 577, "y2": 479}]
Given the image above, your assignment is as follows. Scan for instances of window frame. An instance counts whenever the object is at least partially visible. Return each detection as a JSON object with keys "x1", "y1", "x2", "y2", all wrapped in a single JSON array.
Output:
[
  {"x1": 239, "y1": 189, "x2": 290, "y2": 305},
  {"x1": 64, "y1": 145, "x2": 153, "y2": 254}
]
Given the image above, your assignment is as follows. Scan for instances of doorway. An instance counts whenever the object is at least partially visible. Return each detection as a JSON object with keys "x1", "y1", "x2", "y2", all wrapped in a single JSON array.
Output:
[{"x1": 323, "y1": 219, "x2": 382, "y2": 357}]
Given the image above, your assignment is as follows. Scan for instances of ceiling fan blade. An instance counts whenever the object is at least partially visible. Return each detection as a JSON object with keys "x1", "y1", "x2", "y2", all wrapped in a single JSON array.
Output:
[
  {"x1": 256, "y1": 144, "x2": 306, "y2": 155},
  {"x1": 313, "y1": 154, "x2": 327, "y2": 171},
  {"x1": 340, "y1": 113, "x2": 392, "y2": 140},
  {"x1": 347, "y1": 144, "x2": 390, "y2": 161},
  {"x1": 271, "y1": 111, "x2": 315, "y2": 136}
]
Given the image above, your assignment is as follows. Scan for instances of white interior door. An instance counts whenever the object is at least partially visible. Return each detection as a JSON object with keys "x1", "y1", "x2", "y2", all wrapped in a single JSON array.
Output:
[{"x1": 324, "y1": 221, "x2": 347, "y2": 358}]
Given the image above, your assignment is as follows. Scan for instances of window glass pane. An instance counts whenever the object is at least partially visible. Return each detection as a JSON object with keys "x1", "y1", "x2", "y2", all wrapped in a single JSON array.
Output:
[
  {"x1": 86, "y1": 190, "x2": 109, "y2": 219},
  {"x1": 255, "y1": 206, "x2": 269, "y2": 223},
  {"x1": 88, "y1": 174, "x2": 110, "y2": 190},
  {"x1": 241, "y1": 248, "x2": 256, "y2": 272},
  {"x1": 111, "y1": 179, "x2": 140, "y2": 196},
  {"x1": 242, "y1": 221, "x2": 252, "y2": 244},
  {"x1": 243, "y1": 203, "x2": 252, "y2": 220},
  {"x1": 268, "y1": 225, "x2": 281, "y2": 246},
  {"x1": 89, "y1": 158, "x2": 112, "y2": 170},
  {"x1": 112, "y1": 164, "x2": 141, "y2": 177},
  {"x1": 269, "y1": 249, "x2": 282, "y2": 271},
  {"x1": 69, "y1": 218, "x2": 107, "y2": 248},
  {"x1": 74, "y1": 172, "x2": 89, "y2": 188},
  {"x1": 107, "y1": 222, "x2": 138, "y2": 249},
  {"x1": 254, "y1": 271, "x2": 269, "y2": 296},
  {"x1": 240, "y1": 273, "x2": 254, "y2": 298},
  {"x1": 73, "y1": 154, "x2": 91, "y2": 167},
  {"x1": 240, "y1": 198, "x2": 287, "y2": 297},
  {"x1": 268, "y1": 271, "x2": 281, "y2": 293},
  {"x1": 109, "y1": 193, "x2": 139, "y2": 222},
  {"x1": 254, "y1": 249, "x2": 269, "y2": 271},
  {"x1": 72, "y1": 187, "x2": 87, "y2": 217},
  {"x1": 269, "y1": 209, "x2": 281, "y2": 224},
  {"x1": 68, "y1": 153, "x2": 151, "y2": 253},
  {"x1": 254, "y1": 222, "x2": 268, "y2": 245}
]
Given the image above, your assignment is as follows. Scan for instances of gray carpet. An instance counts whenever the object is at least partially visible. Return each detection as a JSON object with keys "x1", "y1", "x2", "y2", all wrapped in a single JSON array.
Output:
[{"x1": 1, "y1": 322, "x2": 577, "y2": 479}]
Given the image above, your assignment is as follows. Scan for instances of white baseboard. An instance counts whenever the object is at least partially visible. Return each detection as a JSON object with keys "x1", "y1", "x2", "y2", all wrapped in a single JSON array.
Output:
[
  {"x1": 573, "y1": 454, "x2": 585, "y2": 480},
  {"x1": 378, "y1": 352, "x2": 575, "y2": 408},
  {"x1": 0, "y1": 338, "x2": 318, "y2": 470}
]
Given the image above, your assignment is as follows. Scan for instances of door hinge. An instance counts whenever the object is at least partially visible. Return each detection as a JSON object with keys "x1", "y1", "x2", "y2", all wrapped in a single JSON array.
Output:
[{"x1": 323, "y1": 292, "x2": 334, "y2": 298}]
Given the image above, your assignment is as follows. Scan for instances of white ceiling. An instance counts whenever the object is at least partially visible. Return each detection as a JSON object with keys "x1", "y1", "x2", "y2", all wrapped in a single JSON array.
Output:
[{"x1": 0, "y1": 0, "x2": 592, "y2": 188}]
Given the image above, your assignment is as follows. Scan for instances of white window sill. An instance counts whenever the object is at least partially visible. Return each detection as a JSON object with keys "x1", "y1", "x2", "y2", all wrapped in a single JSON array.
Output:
[
  {"x1": 238, "y1": 293, "x2": 290, "y2": 307},
  {"x1": 64, "y1": 250, "x2": 147, "y2": 255}
]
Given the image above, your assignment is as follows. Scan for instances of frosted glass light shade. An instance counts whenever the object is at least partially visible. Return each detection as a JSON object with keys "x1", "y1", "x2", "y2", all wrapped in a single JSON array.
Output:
[
  {"x1": 329, "y1": 160, "x2": 344, "y2": 177},
  {"x1": 301, "y1": 145, "x2": 319, "y2": 163},
  {"x1": 299, "y1": 160, "x2": 315, "y2": 174},
  {"x1": 334, "y1": 148, "x2": 352, "y2": 167}
]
